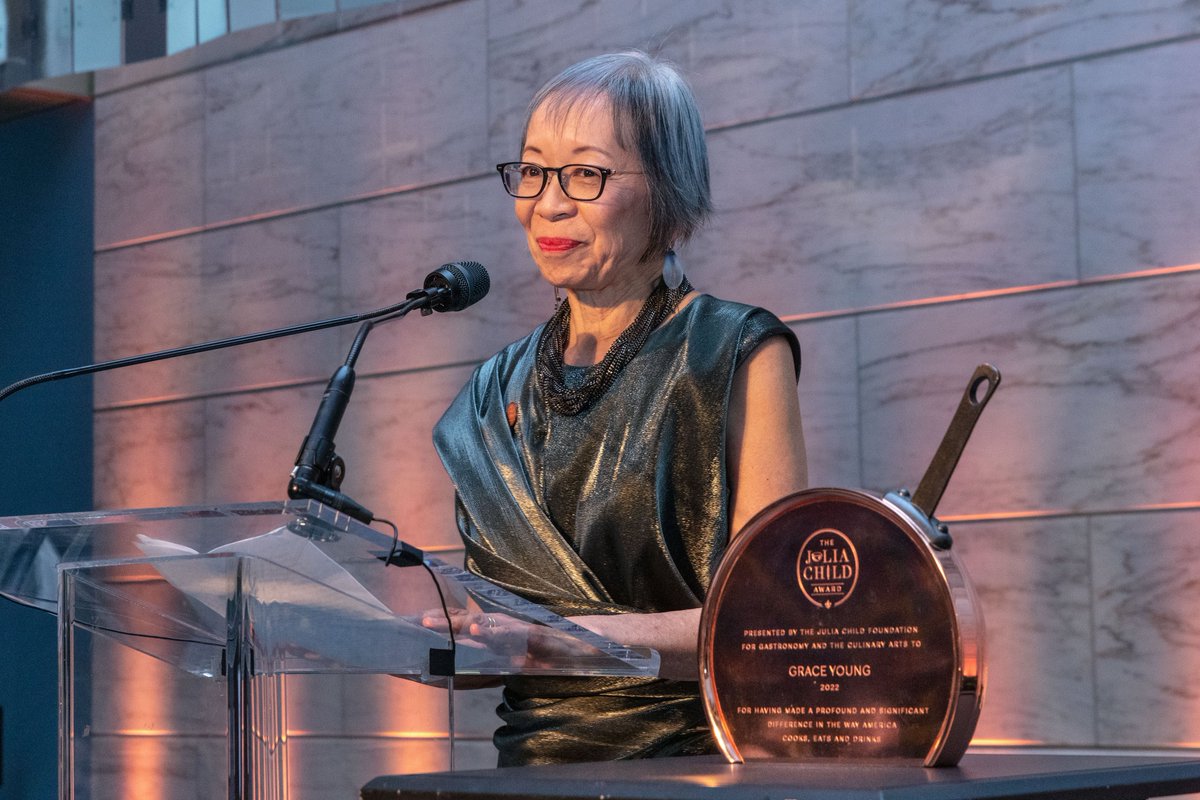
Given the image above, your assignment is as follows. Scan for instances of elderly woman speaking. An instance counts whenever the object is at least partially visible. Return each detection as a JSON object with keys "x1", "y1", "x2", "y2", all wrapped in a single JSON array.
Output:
[{"x1": 433, "y1": 51, "x2": 807, "y2": 765}]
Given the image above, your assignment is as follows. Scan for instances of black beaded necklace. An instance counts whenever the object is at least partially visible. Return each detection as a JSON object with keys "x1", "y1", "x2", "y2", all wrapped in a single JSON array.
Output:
[{"x1": 536, "y1": 276, "x2": 693, "y2": 415}]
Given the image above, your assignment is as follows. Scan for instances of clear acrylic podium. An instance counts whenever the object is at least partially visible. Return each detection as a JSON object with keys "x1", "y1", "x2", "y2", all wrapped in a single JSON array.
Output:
[{"x1": 0, "y1": 500, "x2": 660, "y2": 800}]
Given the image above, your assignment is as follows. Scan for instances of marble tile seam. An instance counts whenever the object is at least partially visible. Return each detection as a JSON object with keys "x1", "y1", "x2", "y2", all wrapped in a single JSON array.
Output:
[
  {"x1": 942, "y1": 501, "x2": 1200, "y2": 525},
  {"x1": 93, "y1": 171, "x2": 487, "y2": 253},
  {"x1": 844, "y1": 29, "x2": 1200, "y2": 106},
  {"x1": 779, "y1": 262, "x2": 1200, "y2": 325},
  {"x1": 91, "y1": 357, "x2": 485, "y2": 413}
]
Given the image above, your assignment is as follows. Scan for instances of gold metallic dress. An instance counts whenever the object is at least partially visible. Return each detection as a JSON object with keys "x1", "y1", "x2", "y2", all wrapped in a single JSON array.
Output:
[{"x1": 433, "y1": 294, "x2": 800, "y2": 766}]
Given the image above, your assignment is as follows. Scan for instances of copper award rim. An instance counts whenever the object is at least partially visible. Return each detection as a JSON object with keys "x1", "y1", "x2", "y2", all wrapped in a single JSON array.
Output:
[{"x1": 698, "y1": 486, "x2": 984, "y2": 767}]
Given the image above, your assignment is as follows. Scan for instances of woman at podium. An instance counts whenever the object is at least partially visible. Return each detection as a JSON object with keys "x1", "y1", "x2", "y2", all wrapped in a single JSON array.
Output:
[{"x1": 433, "y1": 51, "x2": 807, "y2": 766}]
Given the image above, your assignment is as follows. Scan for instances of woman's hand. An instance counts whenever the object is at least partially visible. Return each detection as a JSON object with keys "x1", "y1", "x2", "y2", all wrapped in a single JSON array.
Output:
[
  {"x1": 421, "y1": 608, "x2": 531, "y2": 656},
  {"x1": 416, "y1": 609, "x2": 616, "y2": 684}
]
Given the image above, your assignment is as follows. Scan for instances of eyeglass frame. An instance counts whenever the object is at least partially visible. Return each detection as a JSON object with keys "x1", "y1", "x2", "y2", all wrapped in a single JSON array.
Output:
[{"x1": 496, "y1": 161, "x2": 641, "y2": 201}]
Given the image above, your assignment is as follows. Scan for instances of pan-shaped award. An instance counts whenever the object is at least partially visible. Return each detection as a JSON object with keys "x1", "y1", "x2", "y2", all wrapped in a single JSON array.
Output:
[{"x1": 700, "y1": 364, "x2": 999, "y2": 766}]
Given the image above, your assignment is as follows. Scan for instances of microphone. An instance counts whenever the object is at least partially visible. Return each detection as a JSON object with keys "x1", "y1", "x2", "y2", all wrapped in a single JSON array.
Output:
[
  {"x1": 0, "y1": 261, "x2": 491, "y2": 405},
  {"x1": 285, "y1": 262, "x2": 490, "y2": 523},
  {"x1": 416, "y1": 261, "x2": 491, "y2": 314}
]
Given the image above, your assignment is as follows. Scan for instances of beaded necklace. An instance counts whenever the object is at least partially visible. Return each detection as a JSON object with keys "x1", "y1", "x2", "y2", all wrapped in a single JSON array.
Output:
[{"x1": 536, "y1": 276, "x2": 693, "y2": 415}]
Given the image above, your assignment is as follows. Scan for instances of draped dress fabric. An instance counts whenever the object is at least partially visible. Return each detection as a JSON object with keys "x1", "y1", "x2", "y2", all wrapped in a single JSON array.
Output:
[{"x1": 433, "y1": 294, "x2": 800, "y2": 766}]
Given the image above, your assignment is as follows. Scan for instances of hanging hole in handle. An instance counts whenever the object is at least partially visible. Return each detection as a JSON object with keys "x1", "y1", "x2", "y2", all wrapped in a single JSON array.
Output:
[
  {"x1": 968, "y1": 376, "x2": 990, "y2": 405},
  {"x1": 967, "y1": 365, "x2": 1001, "y2": 407}
]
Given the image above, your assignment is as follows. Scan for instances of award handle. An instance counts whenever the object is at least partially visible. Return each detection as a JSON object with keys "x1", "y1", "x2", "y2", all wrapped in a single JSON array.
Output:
[{"x1": 909, "y1": 364, "x2": 1001, "y2": 520}]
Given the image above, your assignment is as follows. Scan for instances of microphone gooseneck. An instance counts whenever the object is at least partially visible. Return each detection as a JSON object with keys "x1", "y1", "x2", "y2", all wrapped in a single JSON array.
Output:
[{"x1": 287, "y1": 262, "x2": 490, "y2": 523}]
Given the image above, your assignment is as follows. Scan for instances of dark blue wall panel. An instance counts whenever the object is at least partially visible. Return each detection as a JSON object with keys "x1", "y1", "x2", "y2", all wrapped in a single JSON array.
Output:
[{"x1": 0, "y1": 99, "x2": 94, "y2": 800}]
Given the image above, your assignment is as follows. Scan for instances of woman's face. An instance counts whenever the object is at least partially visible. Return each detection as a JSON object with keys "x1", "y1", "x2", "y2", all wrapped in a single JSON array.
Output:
[{"x1": 516, "y1": 96, "x2": 655, "y2": 296}]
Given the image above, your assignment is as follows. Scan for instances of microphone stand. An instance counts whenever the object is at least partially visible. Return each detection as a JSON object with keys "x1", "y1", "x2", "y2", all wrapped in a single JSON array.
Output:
[
  {"x1": 0, "y1": 286, "x2": 446, "y2": 525},
  {"x1": 286, "y1": 290, "x2": 435, "y2": 524},
  {"x1": 3, "y1": 260, "x2": 487, "y2": 525}
]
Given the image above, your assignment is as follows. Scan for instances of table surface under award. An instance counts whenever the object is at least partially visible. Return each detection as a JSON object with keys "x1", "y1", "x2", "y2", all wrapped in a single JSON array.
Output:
[{"x1": 361, "y1": 750, "x2": 1200, "y2": 800}]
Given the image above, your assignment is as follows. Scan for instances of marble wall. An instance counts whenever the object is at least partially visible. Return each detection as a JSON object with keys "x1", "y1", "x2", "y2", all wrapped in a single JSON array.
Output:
[{"x1": 88, "y1": 0, "x2": 1200, "y2": 794}]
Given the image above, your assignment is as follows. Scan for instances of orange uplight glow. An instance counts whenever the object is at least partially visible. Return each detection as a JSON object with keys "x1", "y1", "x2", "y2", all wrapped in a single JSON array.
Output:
[
  {"x1": 660, "y1": 767, "x2": 743, "y2": 787},
  {"x1": 282, "y1": 675, "x2": 457, "y2": 780},
  {"x1": 118, "y1": 736, "x2": 168, "y2": 798},
  {"x1": 111, "y1": 646, "x2": 170, "y2": 797}
]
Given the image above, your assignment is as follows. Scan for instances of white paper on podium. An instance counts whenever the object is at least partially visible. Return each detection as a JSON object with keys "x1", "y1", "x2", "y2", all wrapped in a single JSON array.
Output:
[
  {"x1": 135, "y1": 526, "x2": 395, "y2": 619},
  {"x1": 132, "y1": 527, "x2": 503, "y2": 676}
]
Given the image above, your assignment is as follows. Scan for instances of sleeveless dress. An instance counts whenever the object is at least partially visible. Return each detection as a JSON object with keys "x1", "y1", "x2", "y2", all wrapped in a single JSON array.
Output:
[{"x1": 433, "y1": 294, "x2": 800, "y2": 765}]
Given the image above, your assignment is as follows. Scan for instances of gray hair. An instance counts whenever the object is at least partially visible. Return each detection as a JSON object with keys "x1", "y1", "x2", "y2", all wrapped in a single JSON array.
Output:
[{"x1": 522, "y1": 51, "x2": 712, "y2": 262}]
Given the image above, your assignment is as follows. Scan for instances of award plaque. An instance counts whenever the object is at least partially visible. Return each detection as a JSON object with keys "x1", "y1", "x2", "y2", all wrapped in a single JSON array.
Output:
[{"x1": 699, "y1": 365, "x2": 999, "y2": 767}]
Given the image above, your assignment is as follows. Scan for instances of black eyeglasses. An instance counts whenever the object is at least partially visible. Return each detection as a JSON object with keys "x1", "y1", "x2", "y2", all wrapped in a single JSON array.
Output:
[{"x1": 496, "y1": 161, "x2": 631, "y2": 201}]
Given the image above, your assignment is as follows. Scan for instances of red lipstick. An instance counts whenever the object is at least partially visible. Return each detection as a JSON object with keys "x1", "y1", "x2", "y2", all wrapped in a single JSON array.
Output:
[{"x1": 537, "y1": 237, "x2": 583, "y2": 252}]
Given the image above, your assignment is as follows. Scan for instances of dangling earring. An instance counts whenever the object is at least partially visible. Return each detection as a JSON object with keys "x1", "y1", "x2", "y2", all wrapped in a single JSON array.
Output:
[
  {"x1": 663, "y1": 247, "x2": 684, "y2": 290},
  {"x1": 554, "y1": 285, "x2": 562, "y2": 310}
]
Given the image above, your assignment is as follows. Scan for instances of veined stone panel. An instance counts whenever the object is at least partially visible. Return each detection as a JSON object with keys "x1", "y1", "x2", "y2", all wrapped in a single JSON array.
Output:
[
  {"x1": 1092, "y1": 509, "x2": 1200, "y2": 746},
  {"x1": 486, "y1": 0, "x2": 850, "y2": 160},
  {"x1": 951, "y1": 517, "x2": 1096, "y2": 746},
  {"x1": 76, "y1": 636, "x2": 228, "y2": 800},
  {"x1": 94, "y1": 210, "x2": 344, "y2": 408},
  {"x1": 700, "y1": 68, "x2": 1077, "y2": 315},
  {"x1": 203, "y1": 0, "x2": 489, "y2": 223},
  {"x1": 95, "y1": 179, "x2": 531, "y2": 409},
  {"x1": 336, "y1": 176, "x2": 540, "y2": 374},
  {"x1": 93, "y1": 235, "x2": 209, "y2": 408},
  {"x1": 857, "y1": 271, "x2": 1200, "y2": 517},
  {"x1": 850, "y1": 0, "x2": 1200, "y2": 98},
  {"x1": 329, "y1": 367, "x2": 473, "y2": 547},
  {"x1": 1076, "y1": 38, "x2": 1200, "y2": 278},
  {"x1": 94, "y1": 70, "x2": 207, "y2": 247},
  {"x1": 83, "y1": 0, "x2": 1200, "y2": 791},
  {"x1": 93, "y1": 399, "x2": 207, "y2": 510},
  {"x1": 82, "y1": 611, "x2": 227, "y2": 734},
  {"x1": 81, "y1": 735, "x2": 228, "y2": 800},
  {"x1": 200, "y1": 365, "x2": 471, "y2": 545},
  {"x1": 286, "y1": 673, "x2": 501, "y2": 740},
  {"x1": 789, "y1": 316, "x2": 862, "y2": 491},
  {"x1": 203, "y1": 383, "x2": 325, "y2": 503},
  {"x1": 94, "y1": 345, "x2": 479, "y2": 547}
]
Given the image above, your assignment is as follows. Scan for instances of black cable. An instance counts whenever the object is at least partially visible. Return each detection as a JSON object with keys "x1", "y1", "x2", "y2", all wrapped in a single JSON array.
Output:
[
  {"x1": 77, "y1": 623, "x2": 219, "y2": 649},
  {"x1": 375, "y1": 516, "x2": 456, "y2": 673},
  {"x1": 380, "y1": 516, "x2": 403, "y2": 569},
  {"x1": 421, "y1": 561, "x2": 456, "y2": 654}
]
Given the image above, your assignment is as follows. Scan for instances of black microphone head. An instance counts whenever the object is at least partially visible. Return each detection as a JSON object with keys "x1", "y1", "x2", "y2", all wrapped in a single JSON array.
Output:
[{"x1": 424, "y1": 261, "x2": 490, "y2": 312}]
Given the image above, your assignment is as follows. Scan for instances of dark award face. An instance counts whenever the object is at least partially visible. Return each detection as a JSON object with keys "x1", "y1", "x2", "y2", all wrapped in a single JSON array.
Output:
[{"x1": 699, "y1": 488, "x2": 983, "y2": 766}]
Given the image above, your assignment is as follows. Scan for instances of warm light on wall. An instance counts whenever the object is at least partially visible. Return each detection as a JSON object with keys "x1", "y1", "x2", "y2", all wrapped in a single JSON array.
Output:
[{"x1": 111, "y1": 645, "x2": 171, "y2": 798}]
